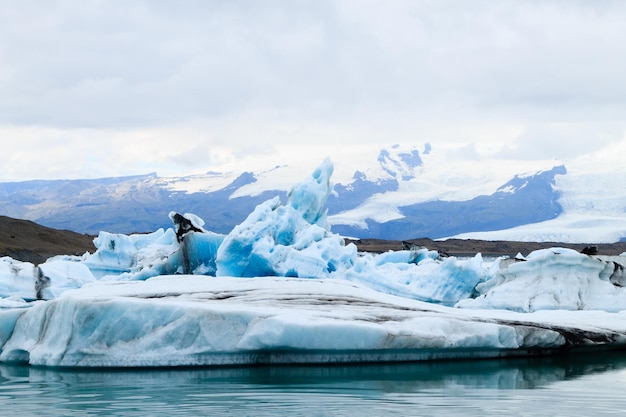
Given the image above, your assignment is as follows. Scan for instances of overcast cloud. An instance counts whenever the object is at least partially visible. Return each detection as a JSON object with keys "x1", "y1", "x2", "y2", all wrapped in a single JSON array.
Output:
[{"x1": 1, "y1": 0, "x2": 625, "y2": 180}]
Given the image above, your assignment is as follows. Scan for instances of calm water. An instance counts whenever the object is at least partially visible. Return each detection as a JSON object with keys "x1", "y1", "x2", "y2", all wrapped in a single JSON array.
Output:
[{"x1": 2, "y1": 352, "x2": 626, "y2": 416}]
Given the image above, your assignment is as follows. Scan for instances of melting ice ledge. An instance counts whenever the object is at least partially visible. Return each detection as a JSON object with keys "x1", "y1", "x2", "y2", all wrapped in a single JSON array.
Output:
[{"x1": 1, "y1": 158, "x2": 626, "y2": 368}]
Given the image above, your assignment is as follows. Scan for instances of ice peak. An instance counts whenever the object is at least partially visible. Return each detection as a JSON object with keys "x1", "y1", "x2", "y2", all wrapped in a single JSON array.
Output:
[{"x1": 287, "y1": 157, "x2": 334, "y2": 226}]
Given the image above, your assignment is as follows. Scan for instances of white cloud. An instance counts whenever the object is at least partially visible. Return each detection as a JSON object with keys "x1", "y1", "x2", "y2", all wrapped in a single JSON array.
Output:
[
  {"x1": 495, "y1": 123, "x2": 624, "y2": 160},
  {"x1": 1, "y1": 0, "x2": 626, "y2": 180}
]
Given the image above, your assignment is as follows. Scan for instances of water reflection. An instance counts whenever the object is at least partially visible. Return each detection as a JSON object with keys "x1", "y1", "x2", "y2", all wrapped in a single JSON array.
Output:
[
  {"x1": 1, "y1": 350, "x2": 626, "y2": 416},
  {"x1": 6, "y1": 350, "x2": 625, "y2": 389}
]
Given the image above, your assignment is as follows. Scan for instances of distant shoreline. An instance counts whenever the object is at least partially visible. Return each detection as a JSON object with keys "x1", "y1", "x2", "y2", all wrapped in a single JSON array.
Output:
[{"x1": 2, "y1": 214, "x2": 625, "y2": 264}]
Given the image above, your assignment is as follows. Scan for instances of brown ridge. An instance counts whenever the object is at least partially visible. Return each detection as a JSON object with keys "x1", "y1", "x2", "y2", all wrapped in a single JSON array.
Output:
[
  {"x1": 352, "y1": 238, "x2": 626, "y2": 257},
  {"x1": 0, "y1": 215, "x2": 95, "y2": 264}
]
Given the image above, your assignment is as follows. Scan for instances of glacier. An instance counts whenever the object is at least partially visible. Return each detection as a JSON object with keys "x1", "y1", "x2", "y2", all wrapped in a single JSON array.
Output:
[{"x1": 1, "y1": 158, "x2": 626, "y2": 367}]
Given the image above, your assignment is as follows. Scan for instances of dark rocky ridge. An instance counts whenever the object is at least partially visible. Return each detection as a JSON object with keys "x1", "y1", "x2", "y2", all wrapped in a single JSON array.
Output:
[
  {"x1": 353, "y1": 238, "x2": 626, "y2": 257},
  {"x1": 0, "y1": 215, "x2": 95, "y2": 264}
]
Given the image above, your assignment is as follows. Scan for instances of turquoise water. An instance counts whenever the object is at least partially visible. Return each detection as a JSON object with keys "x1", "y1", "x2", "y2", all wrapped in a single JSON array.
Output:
[{"x1": 2, "y1": 352, "x2": 626, "y2": 416}]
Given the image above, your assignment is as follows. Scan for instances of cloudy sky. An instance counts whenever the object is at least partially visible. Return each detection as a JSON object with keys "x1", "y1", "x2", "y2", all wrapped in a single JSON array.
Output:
[{"x1": 1, "y1": 0, "x2": 625, "y2": 181}]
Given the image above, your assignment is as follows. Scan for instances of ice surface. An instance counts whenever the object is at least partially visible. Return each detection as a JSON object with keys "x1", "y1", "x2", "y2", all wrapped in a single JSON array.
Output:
[
  {"x1": 341, "y1": 251, "x2": 484, "y2": 304},
  {"x1": 1, "y1": 158, "x2": 626, "y2": 367}
]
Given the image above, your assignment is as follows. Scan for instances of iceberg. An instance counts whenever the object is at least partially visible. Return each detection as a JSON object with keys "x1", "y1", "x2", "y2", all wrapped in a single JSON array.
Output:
[
  {"x1": 457, "y1": 248, "x2": 626, "y2": 312},
  {"x1": 1, "y1": 158, "x2": 626, "y2": 367},
  {"x1": 215, "y1": 157, "x2": 355, "y2": 279},
  {"x1": 3, "y1": 276, "x2": 626, "y2": 367},
  {"x1": 85, "y1": 216, "x2": 224, "y2": 281}
]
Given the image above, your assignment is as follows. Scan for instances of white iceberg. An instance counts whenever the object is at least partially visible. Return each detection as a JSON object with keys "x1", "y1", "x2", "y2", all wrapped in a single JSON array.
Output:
[{"x1": 1, "y1": 158, "x2": 626, "y2": 367}]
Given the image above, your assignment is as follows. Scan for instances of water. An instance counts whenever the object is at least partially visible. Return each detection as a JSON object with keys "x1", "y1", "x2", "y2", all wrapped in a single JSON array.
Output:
[{"x1": 2, "y1": 351, "x2": 626, "y2": 416}]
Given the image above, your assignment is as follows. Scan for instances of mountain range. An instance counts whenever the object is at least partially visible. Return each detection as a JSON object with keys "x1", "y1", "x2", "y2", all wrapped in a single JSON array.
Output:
[{"x1": 0, "y1": 144, "x2": 624, "y2": 243}]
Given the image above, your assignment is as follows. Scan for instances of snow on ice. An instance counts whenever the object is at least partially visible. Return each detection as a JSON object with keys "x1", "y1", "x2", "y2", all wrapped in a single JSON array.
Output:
[{"x1": 1, "y1": 158, "x2": 626, "y2": 367}]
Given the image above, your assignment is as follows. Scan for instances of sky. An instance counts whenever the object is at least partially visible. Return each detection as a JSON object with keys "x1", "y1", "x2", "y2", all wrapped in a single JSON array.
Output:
[{"x1": 1, "y1": 0, "x2": 626, "y2": 181}]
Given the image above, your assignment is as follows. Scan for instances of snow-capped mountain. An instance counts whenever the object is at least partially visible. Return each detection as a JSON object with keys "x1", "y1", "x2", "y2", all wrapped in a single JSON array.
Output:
[{"x1": 1, "y1": 143, "x2": 625, "y2": 243}]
